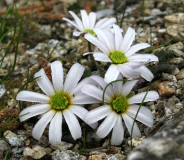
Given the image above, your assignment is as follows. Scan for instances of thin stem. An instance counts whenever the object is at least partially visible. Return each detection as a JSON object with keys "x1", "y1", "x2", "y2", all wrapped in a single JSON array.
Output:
[
  {"x1": 141, "y1": 39, "x2": 172, "y2": 54},
  {"x1": 120, "y1": 0, "x2": 127, "y2": 28},
  {"x1": 102, "y1": 79, "x2": 127, "y2": 105},
  {"x1": 130, "y1": 89, "x2": 149, "y2": 150},
  {"x1": 142, "y1": 0, "x2": 145, "y2": 27},
  {"x1": 0, "y1": 14, "x2": 24, "y2": 83},
  {"x1": 88, "y1": 41, "x2": 92, "y2": 52},
  {"x1": 108, "y1": 134, "x2": 111, "y2": 153}
]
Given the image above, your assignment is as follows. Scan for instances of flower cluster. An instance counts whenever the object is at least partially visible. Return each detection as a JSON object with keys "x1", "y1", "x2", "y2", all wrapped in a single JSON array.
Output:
[{"x1": 17, "y1": 10, "x2": 159, "y2": 146}]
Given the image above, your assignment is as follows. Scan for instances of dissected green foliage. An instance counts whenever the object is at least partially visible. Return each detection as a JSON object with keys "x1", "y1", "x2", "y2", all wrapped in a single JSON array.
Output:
[{"x1": 148, "y1": 50, "x2": 176, "y2": 75}]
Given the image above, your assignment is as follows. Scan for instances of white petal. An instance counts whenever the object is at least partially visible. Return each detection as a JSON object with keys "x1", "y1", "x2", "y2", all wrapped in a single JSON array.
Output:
[
  {"x1": 83, "y1": 52, "x2": 93, "y2": 56},
  {"x1": 19, "y1": 104, "x2": 51, "y2": 122},
  {"x1": 111, "y1": 115, "x2": 124, "y2": 145},
  {"x1": 96, "y1": 112, "x2": 117, "y2": 138},
  {"x1": 93, "y1": 52, "x2": 112, "y2": 62},
  {"x1": 68, "y1": 11, "x2": 84, "y2": 31},
  {"x1": 113, "y1": 24, "x2": 123, "y2": 50},
  {"x1": 128, "y1": 91, "x2": 159, "y2": 104},
  {"x1": 63, "y1": 109, "x2": 81, "y2": 140},
  {"x1": 127, "y1": 105, "x2": 153, "y2": 127},
  {"x1": 84, "y1": 33, "x2": 109, "y2": 55},
  {"x1": 118, "y1": 63, "x2": 140, "y2": 78},
  {"x1": 120, "y1": 27, "x2": 135, "y2": 53},
  {"x1": 135, "y1": 66, "x2": 154, "y2": 82},
  {"x1": 104, "y1": 64, "x2": 120, "y2": 83},
  {"x1": 73, "y1": 31, "x2": 82, "y2": 36},
  {"x1": 89, "y1": 12, "x2": 96, "y2": 29},
  {"x1": 32, "y1": 110, "x2": 55, "y2": 140},
  {"x1": 93, "y1": 28, "x2": 114, "y2": 52},
  {"x1": 69, "y1": 105, "x2": 87, "y2": 120},
  {"x1": 93, "y1": 28, "x2": 112, "y2": 52},
  {"x1": 72, "y1": 94, "x2": 101, "y2": 104},
  {"x1": 128, "y1": 54, "x2": 158, "y2": 62},
  {"x1": 112, "y1": 73, "x2": 124, "y2": 95},
  {"x1": 125, "y1": 43, "x2": 151, "y2": 57},
  {"x1": 72, "y1": 77, "x2": 97, "y2": 95},
  {"x1": 34, "y1": 69, "x2": 55, "y2": 96},
  {"x1": 16, "y1": 91, "x2": 50, "y2": 103},
  {"x1": 81, "y1": 84, "x2": 110, "y2": 102},
  {"x1": 90, "y1": 75, "x2": 114, "y2": 98},
  {"x1": 62, "y1": 17, "x2": 80, "y2": 30},
  {"x1": 103, "y1": 29, "x2": 115, "y2": 50},
  {"x1": 121, "y1": 80, "x2": 138, "y2": 97},
  {"x1": 122, "y1": 114, "x2": 141, "y2": 138},
  {"x1": 95, "y1": 18, "x2": 108, "y2": 28},
  {"x1": 84, "y1": 105, "x2": 112, "y2": 124},
  {"x1": 81, "y1": 10, "x2": 90, "y2": 29},
  {"x1": 69, "y1": 105, "x2": 98, "y2": 129},
  {"x1": 49, "y1": 112, "x2": 62, "y2": 145},
  {"x1": 64, "y1": 63, "x2": 84, "y2": 94},
  {"x1": 51, "y1": 61, "x2": 63, "y2": 92},
  {"x1": 97, "y1": 17, "x2": 116, "y2": 29},
  {"x1": 124, "y1": 61, "x2": 144, "y2": 69}
]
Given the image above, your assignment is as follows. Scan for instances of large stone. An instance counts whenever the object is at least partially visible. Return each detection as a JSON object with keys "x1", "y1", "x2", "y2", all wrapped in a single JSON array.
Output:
[
  {"x1": 166, "y1": 24, "x2": 184, "y2": 41},
  {"x1": 125, "y1": 108, "x2": 184, "y2": 160},
  {"x1": 23, "y1": 146, "x2": 46, "y2": 159},
  {"x1": 0, "y1": 140, "x2": 10, "y2": 152}
]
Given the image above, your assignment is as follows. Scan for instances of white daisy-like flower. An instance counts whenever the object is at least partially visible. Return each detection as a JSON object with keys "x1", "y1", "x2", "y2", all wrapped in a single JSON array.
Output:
[
  {"x1": 84, "y1": 24, "x2": 159, "y2": 83},
  {"x1": 16, "y1": 61, "x2": 100, "y2": 145},
  {"x1": 82, "y1": 75, "x2": 159, "y2": 145},
  {"x1": 63, "y1": 10, "x2": 116, "y2": 37}
]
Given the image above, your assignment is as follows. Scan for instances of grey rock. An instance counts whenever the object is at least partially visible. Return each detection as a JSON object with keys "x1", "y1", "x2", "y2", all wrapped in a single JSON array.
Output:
[
  {"x1": 11, "y1": 147, "x2": 25, "y2": 158},
  {"x1": 4, "y1": 130, "x2": 23, "y2": 147},
  {"x1": 161, "y1": 73, "x2": 177, "y2": 82},
  {"x1": 179, "y1": 28, "x2": 184, "y2": 37},
  {"x1": 125, "y1": 107, "x2": 184, "y2": 160},
  {"x1": 50, "y1": 141, "x2": 73, "y2": 150},
  {"x1": 0, "y1": 140, "x2": 10, "y2": 152},
  {"x1": 167, "y1": 95, "x2": 181, "y2": 113},
  {"x1": 51, "y1": 150, "x2": 85, "y2": 160},
  {"x1": 7, "y1": 137, "x2": 22, "y2": 147},
  {"x1": 0, "y1": 84, "x2": 6, "y2": 99},
  {"x1": 105, "y1": 154, "x2": 118, "y2": 160},
  {"x1": 23, "y1": 146, "x2": 46, "y2": 159},
  {"x1": 45, "y1": 147, "x2": 52, "y2": 155},
  {"x1": 173, "y1": 49, "x2": 184, "y2": 57}
]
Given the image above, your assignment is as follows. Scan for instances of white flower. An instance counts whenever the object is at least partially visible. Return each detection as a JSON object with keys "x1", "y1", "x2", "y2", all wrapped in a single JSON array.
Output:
[
  {"x1": 84, "y1": 24, "x2": 159, "y2": 83},
  {"x1": 82, "y1": 75, "x2": 159, "y2": 145},
  {"x1": 16, "y1": 61, "x2": 99, "y2": 145},
  {"x1": 63, "y1": 10, "x2": 116, "y2": 37}
]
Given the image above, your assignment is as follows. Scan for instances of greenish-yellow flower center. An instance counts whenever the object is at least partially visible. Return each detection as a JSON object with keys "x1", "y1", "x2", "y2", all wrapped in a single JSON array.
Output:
[
  {"x1": 84, "y1": 29, "x2": 97, "y2": 36},
  {"x1": 50, "y1": 93, "x2": 68, "y2": 110},
  {"x1": 112, "y1": 96, "x2": 128, "y2": 113},
  {"x1": 110, "y1": 51, "x2": 127, "y2": 64}
]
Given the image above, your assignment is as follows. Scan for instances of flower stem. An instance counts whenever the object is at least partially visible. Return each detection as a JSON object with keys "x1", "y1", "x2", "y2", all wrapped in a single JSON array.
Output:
[
  {"x1": 142, "y1": 0, "x2": 145, "y2": 27},
  {"x1": 141, "y1": 39, "x2": 172, "y2": 54},
  {"x1": 102, "y1": 79, "x2": 127, "y2": 105},
  {"x1": 130, "y1": 89, "x2": 149, "y2": 150}
]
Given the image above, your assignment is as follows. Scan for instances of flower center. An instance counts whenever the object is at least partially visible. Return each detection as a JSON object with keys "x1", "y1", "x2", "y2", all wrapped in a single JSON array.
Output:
[
  {"x1": 112, "y1": 96, "x2": 128, "y2": 113},
  {"x1": 84, "y1": 29, "x2": 97, "y2": 36},
  {"x1": 110, "y1": 51, "x2": 127, "y2": 64},
  {"x1": 50, "y1": 93, "x2": 68, "y2": 110}
]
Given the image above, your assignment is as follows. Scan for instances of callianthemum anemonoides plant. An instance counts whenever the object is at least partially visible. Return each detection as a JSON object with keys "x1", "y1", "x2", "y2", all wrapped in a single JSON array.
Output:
[
  {"x1": 16, "y1": 61, "x2": 100, "y2": 145},
  {"x1": 82, "y1": 75, "x2": 159, "y2": 145},
  {"x1": 63, "y1": 10, "x2": 116, "y2": 36},
  {"x1": 84, "y1": 24, "x2": 159, "y2": 83}
]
